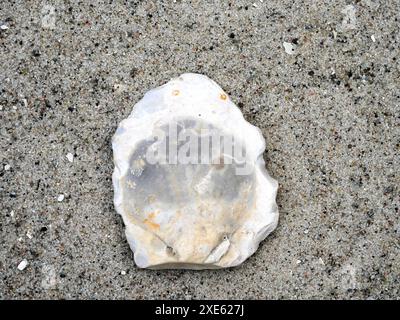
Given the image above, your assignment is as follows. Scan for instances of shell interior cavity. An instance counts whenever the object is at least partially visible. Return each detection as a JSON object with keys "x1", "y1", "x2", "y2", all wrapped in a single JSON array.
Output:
[{"x1": 112, "y1": 73, "x2": 278, "y2": 269}]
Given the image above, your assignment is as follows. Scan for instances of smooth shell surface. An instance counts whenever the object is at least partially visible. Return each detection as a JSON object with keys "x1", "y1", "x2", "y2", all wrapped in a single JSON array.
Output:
[{"x1": 112, "y1": 73, "x2": 278, "y2": 269}]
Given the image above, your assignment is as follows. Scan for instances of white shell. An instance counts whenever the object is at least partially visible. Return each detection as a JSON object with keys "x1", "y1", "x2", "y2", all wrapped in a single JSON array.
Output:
[{"x1": 112, "y1": 73, "x2": 278, "y2": 269}]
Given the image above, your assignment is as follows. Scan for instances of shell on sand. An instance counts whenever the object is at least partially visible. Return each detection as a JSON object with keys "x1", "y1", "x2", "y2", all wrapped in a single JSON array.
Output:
[{"x1": 112, "y1": 73, "x2": 278, "y2": 269}]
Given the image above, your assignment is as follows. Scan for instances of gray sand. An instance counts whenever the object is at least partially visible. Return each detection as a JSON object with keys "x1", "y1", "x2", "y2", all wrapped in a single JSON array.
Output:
[{"x1": 0, "y1": 0, "x2": 399, "y2": 299}]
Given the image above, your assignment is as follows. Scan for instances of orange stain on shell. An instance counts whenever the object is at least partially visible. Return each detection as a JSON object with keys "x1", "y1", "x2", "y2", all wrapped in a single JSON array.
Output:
[
  {"x1": 143, "y1": 211, "x2": 160, "y2": 230},
  {"x1": 220, "y1": 93, "x2": 227, "y2": 101},
  {"x1": 172, "y1": 89, "x2": 180, "y2": 96}
]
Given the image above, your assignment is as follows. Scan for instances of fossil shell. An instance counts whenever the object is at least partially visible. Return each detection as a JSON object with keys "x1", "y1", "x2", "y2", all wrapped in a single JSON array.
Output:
[{"x1": 112, "y1": 73, "x2": 278, "y2": 269}]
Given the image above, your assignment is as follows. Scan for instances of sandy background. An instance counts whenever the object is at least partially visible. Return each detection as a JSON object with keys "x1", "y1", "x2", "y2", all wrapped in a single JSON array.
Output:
[{"x1": 1, "y1": 0, "x2": 399, "y2": 299}]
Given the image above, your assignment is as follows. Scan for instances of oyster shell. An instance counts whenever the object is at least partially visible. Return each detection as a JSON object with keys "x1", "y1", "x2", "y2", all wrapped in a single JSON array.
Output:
[{"x1": 112, "y1": 73, "x2": 278, "y2": 269}]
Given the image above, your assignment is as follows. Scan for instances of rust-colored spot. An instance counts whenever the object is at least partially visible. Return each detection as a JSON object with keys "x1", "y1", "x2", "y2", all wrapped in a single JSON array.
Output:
[
  {"x1": 172, "y1": 89, "x2": 180, "y2": 96},
  {"x1": 144, "y1": 219, "x2": 160, "y2": 230},
  {"x1": 220, "y1": 93, "x2": 227, "y2": 100},
  {"x1": 143, "y1": 211, "x2": 160, "y2": 230}
]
